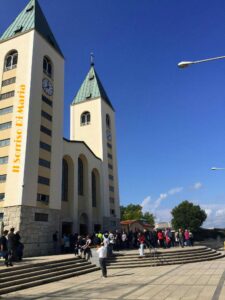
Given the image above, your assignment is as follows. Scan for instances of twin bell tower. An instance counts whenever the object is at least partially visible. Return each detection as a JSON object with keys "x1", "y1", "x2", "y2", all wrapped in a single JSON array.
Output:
[{"x1": 0, "y1": 0, "x2": 120, "y2": 255}]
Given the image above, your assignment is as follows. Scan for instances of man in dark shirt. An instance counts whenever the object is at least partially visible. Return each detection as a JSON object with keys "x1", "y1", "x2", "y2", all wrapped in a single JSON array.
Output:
[
  {"x1": 7, "y1": 227, "x2": 16, "y2": 260},
  {"x1": 0, "y1": 230, "x2": 13, "y2": 267}
]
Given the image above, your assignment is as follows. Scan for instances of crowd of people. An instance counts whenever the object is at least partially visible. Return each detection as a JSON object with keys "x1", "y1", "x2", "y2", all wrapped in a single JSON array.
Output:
[
  {"x1": 58, "y1": 228, "x2": 194, "y2": 277},
  {"x1": 57, "y1": 228, "x2": 194, "y2": 256},
  {"x1": 0, "y1": 228, "x2": 24, "y2": 267},
  {"x1": 0, "y1": 226, "x2": 193, "y2": 272}
]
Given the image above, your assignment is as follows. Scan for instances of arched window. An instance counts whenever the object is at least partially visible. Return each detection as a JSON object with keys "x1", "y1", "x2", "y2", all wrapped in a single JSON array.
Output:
[
  {"x1": 78, "y1": 158, "x2": 84, "y2": 195},
  {"x1": 92, "y1": 171, "x2": 97, "y2": 207},
  {"x1": 43, "y1": 56, "x2": 53, "y2": 78},
  {"x1": 80, "y1": 111, "x2": 91, "y2": 126},
  {"x1": 61, "y1": 159, "x2": 68, "y2": 201},
  {"x1": 4, "y1": 50, "x2": 18, "y2": 71},
  {"x1": 106, "y1": 114, "x2": 111, "y2": 129}
]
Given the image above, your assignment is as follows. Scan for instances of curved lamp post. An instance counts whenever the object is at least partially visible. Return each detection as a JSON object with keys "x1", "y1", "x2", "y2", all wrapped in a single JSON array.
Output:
[
  {"x1": 178, "y1": 55, "x2": 225, "y2": 69},
  {"x1": 178, "y1": 57, "x2": 225, "y2": 172}
]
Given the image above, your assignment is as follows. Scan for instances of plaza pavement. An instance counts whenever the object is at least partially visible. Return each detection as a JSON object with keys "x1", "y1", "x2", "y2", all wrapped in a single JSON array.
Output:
[{"x1": 1, "y1": 252, "x2": 225, "y2": 300}]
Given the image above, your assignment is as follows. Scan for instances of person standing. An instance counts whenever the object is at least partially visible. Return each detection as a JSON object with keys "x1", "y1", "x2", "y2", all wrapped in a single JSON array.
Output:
[
  {"x1": 157, "y1": 230, "x2": 165, "y2": 248},
  {"x1": 178, "y1": 228, "x2": 184, "y2": 248},
  {"x1": 96, "y1": 242, "x2": 107, "y2": 278},
  {"x1": 121, "y1": 232, "x2": 127, "y2": 249},
  {"x1": 189, "y1": 231, "x2": 194, "y2": 246},
  {"x1": 7, "y1": 228, "x2": 16, "y2": 261},
  {"x1": 184, "y1": 229, "x2": 190, "y2": 246},
  {"x1": 138, "y1": 233, "x2": 145, "y2": 257},
  {"x1": 108, "y1": 232, "x2": 114, "y2": 257},
  {"x1": 15, "y1": 231, "x2": 24, "y2": 261},
  {"x1": 0, "y1": 230, "x2": 13, "y2": 267}
]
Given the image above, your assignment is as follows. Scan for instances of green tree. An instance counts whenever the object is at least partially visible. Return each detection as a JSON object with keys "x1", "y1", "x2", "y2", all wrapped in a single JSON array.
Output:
[
  {"x1": 120, "y1": 204, "x2": 155, "y2": 226},
  {"x1": 142, "y1": 212, "x2": 155, "y2": 227},
  {"x1": 120, "y1": 204, "x2": 143, "y2": 220},
  {"x1": 171, "y1": 200, "x2": 207, "y2": 232}
]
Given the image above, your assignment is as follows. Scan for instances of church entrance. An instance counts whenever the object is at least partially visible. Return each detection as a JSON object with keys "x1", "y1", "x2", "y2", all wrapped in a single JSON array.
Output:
[
  {"x1": 80, "y1": 224, "x2": 88, "y2": 235},
  {"x1": 94, "y1": 224, "x2": 101, "y2": 233},
  {"x1": 62, "y1": 222, "x2": 73, "y2": 235},
  {"x1": 79, "y1": 213, "x2": 88, "y2": 235}
]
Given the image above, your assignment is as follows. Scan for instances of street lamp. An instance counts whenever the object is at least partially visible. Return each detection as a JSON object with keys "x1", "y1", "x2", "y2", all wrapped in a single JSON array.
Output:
[
  {"x1": 178, "y1": 57, "x2": 225, "y2": 171},
  {"x1": 178, "y1": 55, "x2": 225, "y2": 69}
]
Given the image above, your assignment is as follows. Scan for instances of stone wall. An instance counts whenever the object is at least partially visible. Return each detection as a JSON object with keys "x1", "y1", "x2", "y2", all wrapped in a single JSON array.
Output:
[
  {"x1": 2, "y1": 205, "x2": 61, "y2": 257},
  {"x1": 1, "y1": 206, "x2": 21, "y2": 232}
]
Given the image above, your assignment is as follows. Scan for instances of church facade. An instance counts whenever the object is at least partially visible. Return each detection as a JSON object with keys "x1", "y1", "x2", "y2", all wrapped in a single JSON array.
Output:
[{"x1": 0, "y1": 0, "x2": 120, "y2": 256}]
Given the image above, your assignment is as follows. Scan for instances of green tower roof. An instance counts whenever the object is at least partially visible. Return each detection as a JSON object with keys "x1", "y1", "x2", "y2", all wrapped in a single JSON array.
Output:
[
  {"x1": 72, "y1": 65, "x2": 114, "y2": 111},
  {"x1": 0, "y1": 0, "x2": 63, "y2": 57}
]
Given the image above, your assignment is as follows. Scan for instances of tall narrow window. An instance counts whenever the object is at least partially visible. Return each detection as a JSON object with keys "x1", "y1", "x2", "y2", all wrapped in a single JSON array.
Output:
[
  {"x1": 0, "y1": 121, "x2": 12, "y2": 131},
  {"x1": 0, "y1": 139, "x2": 10, "y2": 147},
  {"x1": 106, "y1": 114, "x2": 111, "y2": 128},
  {"x1": 0, "y1": 106, "x2": 13, "y2": 116},
  {"x1": 78, "y1": 158, "x2": 84, "y2": 195},
  {"x1": 80, "y1": 111, "x2": 91, "y2": 126},
  {"x1": 0, "y1": 175, "x2": 7, "y2": 183},
  {"x1": 0, "y1": 193, "x2": 5, "y2": 200},
  {"x1": 92, "y1": 171, "x2": 97, "y2": 207},
  {"x1": 0, "y1": 156, "x2": 8, "y2": 164},
  {"x1": 4, "y1": 50, "x2": 18, "y2": 71},
  {"x1": 43, "y1": 56, "x2": 53, "y2": 78},
  {"x1": 62, "y1": 159, "x2": 68, "y2": 201}
]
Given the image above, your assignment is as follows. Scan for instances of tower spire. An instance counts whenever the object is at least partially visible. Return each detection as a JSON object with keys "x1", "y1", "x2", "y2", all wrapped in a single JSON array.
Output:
[
  {"x1": 0, "y1": 0, "x2": 63, "y2": 57},
  {"x1": 90, "y1": 51, "x2": 94, "y2": 66}
]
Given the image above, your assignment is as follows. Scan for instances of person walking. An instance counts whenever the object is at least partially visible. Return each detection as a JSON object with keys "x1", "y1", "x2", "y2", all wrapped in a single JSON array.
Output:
[
  {"x1": 96, "y1": 242, "x2": 107, "y2": 278},
  {"x1": 83, "y1": 235, "x2": 92, "y2": 260}
]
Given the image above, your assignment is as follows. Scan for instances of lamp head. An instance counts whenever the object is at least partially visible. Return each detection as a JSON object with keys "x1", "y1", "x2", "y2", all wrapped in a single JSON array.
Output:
[{"x1": 177, "y1": 61, "x2": 193, "y2": 69}]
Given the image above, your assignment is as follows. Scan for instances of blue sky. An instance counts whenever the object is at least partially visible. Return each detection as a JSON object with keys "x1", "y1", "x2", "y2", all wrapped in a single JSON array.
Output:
[{"x1": 1, "y1": 0, "x2": 225, "y2": 228}]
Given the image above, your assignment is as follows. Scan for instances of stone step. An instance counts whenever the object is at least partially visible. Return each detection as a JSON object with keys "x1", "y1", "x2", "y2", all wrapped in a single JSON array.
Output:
[
  {"x1": 108, "y1": 253, "x2": 225, "y2": 268},
  {"x1": 0, "y1": 256, "x2": 80, "y2": 274},
  {"x1": 107, "y1": 247, "x2": 225, "y2": 269},
  {"x1": 0, "y1": 263, "x2": 97, "y2": 290},
  {"x1": 107, "y1": 252, "x2": 223, "y2": 265},
  {"x1": 113, "y1": 247, "x2": 210, "y2": 258},
  {"x1": 0, "y1": 257, "x2": 100, "y2": 295},
  {"x1": 0, "y1": 260, "x2": 91, "y2": 283},
  {"x1": 107, "y1": 249, "x2": 219, "y2": 262},
  {"x1": 0, "y1": 265, "x2": 99, "y2": 295}
]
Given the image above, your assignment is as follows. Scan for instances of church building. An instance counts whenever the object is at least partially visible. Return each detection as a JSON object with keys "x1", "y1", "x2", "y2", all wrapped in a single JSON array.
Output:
[{"x1": 0, "y1": 0, "x2": 120, "y2": 256}]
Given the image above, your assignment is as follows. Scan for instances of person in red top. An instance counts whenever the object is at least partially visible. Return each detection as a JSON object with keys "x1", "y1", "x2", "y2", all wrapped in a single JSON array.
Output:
[
  {"x1": 157, "y1": 230, "x2": 165, "y2": 248},
  {"x1": 138, "y1": 233, "x2": 145, "y2": 257},
  {"x1": 184, "y1": 229, "x2": 190, "y2": 246}
]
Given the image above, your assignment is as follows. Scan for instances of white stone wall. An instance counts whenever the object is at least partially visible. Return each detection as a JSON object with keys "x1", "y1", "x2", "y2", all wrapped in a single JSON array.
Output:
[{"x1": 2, "y1": 205, "x2": 61, "y2": 256}]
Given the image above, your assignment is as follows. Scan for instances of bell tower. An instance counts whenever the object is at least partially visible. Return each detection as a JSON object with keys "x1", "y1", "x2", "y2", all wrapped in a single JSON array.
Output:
[
  {"x1": 70, "y1": 60, "x2": 120, "y2": 229},
  {"x1": 0, "y1": 0, "x2": 64, "y2": 255}
]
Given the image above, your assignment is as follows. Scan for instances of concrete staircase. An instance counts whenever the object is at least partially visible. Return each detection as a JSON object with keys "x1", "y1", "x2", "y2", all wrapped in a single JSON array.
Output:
[
  {"x1": 0, "y1": 256, "x2": 99, "y2": 295},
  {"x1": 107, "y1": 246, "x2": 225, "y2": 269}
]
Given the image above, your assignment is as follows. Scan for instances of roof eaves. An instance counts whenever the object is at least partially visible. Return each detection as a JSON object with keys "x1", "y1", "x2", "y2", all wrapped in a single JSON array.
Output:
[{"x1": 63, "y1": 138, "x2": 102, "y2": 161}]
